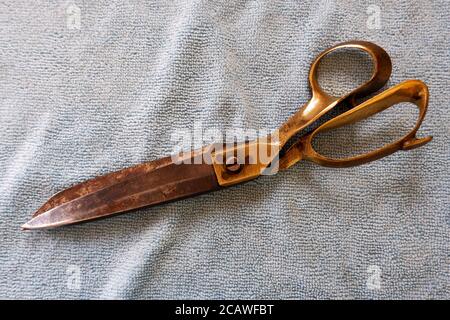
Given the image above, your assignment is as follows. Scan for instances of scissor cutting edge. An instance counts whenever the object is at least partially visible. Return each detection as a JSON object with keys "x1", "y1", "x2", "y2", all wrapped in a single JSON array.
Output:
[
  {"x1": 22, "y1": 41, "x2": 432, "y2": 230},
  {"x1": 22, "y1": 155, "x2": 220, "y2": 230}
]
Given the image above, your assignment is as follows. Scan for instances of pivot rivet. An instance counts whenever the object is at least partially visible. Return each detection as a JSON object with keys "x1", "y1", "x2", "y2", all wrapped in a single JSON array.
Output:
[{"x1": 225, "y1": 156, "x2": 242, "y2": 174}]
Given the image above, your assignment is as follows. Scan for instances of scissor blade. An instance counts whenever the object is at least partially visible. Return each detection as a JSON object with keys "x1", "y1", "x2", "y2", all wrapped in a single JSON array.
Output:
[
  {"x1": 32, "y1": 157, "x2": 171, "y2": 218},
  {"x1": 22, "y1": 156, "x2": 220, "y2": 230}
]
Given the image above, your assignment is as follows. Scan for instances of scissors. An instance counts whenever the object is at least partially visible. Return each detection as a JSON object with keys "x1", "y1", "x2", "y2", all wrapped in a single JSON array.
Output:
[{"x1": 22, "y1": 41, "x2": 432, "y2": 230}]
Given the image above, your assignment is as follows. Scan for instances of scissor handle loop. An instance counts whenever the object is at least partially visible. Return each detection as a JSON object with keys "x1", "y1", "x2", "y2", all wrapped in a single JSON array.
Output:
[
  {"x1": 278, "y1": 41, "x2": 392, "y2": 147},
  {"x1": 301, "y1": 80, "x2": 432, "y2": 167},
  {"x1": 308, "y1": 40, "x2": 392, "y2": 108}
]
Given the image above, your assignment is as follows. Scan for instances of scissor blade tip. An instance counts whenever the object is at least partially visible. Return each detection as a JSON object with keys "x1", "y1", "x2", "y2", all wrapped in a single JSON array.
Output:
[
  {"x1": 21, "y1": 217, "x2": 49, "y2": 231},
  {"x1": 21, "y1": 222, "x2": 33, "y2": 231}
]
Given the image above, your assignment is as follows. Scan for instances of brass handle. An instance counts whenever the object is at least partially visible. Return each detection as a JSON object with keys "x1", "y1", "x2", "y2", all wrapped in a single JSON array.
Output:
[
  {"x1": 212, "y1": 42, "x2": 430, "y2": 187},
  {"x1": 309, "y1": 40, "x2": 392, "y2": 106},
  {"x1": 278, "y1": 40, "x2": 392, "y2": 146},
  {"x1": 294, "y1": 80, "x2": 432, "y2": 168}
]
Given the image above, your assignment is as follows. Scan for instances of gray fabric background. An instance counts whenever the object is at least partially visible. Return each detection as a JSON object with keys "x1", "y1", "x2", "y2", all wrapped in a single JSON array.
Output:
[{"x1": 0, "y1": 0, "x2": 449, "y2": 299}]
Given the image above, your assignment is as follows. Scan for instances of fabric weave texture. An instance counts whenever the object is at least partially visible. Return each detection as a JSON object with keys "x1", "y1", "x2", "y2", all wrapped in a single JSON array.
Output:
[{"x1": 0, "y1": 0, "x2": 448, "y2": 299}]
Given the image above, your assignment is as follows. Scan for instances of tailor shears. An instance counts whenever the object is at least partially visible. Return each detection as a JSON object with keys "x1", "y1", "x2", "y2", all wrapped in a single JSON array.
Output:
[{"x1": 22, "y1": 41, "x2": 432, "y2": 230}]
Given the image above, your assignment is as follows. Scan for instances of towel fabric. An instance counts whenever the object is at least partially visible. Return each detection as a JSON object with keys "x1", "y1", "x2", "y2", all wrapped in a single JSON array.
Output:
[{"x1": 0, "y1": 0, "x2": 448, "y2": 299}]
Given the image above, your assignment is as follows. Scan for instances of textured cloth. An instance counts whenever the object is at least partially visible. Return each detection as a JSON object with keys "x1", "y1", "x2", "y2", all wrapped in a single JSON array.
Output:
[{"x1": 0, "y1": 0, "x2": 449, "y2": 299}]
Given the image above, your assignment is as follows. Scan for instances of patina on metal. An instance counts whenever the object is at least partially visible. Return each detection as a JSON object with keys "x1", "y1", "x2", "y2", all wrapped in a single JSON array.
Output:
[{"x1": 22, "y1": 41, "x2": 432, "y2": 230}]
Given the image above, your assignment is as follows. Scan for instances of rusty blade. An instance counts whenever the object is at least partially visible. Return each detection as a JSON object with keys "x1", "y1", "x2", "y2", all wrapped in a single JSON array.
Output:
[
  {"x1": 22, "y1": 155, "x2": 220, "y2": 230},
  {"x1": 32, "y1": 157, "x2": 172, "y2": 218}
]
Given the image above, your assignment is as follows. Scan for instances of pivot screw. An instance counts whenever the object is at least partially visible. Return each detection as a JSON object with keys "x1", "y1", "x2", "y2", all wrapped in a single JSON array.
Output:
[{"x1": 225, "y1": 156, "x2": 243, "y2": 174}]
